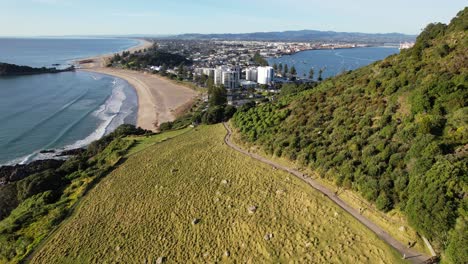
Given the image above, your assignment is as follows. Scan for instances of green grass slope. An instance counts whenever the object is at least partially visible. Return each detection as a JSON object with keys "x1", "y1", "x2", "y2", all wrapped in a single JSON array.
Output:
[
  {"x1": 31, "y1": 125, "x2": 404, "y2": 263},
  {"x1": 0, "y1": 125, "x2": 150, "y2": 264},
  {"x1": 233, "y1": 8, "x2": 467, "y2": 262}
]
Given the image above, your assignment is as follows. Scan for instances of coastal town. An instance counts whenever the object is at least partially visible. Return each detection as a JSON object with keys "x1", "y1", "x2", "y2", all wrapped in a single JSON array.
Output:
[
  {"x1": 101, "y1": 38, "x2": 418, "y2": 108},
  {"x1": 127, "y1": 40, "x2": 381, "y2": 106},
  {"x1": 1, "y1": 1, "x2": 466, "y2": 263},
  {"x1": 79, "y1": 37, "x2": 415, "y2": 127}
]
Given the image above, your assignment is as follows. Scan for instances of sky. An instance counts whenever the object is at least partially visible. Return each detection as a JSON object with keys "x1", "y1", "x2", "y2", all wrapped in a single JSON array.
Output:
[{"x1": 0, "y1": 0, "x2": 466, "y2": 36}]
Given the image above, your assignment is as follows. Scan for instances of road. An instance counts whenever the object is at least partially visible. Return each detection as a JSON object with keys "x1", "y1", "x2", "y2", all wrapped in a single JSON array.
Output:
[{"x1": 223, "y1": 122, "x2": 430, "y2": 264}]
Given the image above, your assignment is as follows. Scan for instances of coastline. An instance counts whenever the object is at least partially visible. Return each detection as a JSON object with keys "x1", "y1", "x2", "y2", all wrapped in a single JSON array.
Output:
[{"x1": 78, "y1": 39, "x2": 198, "y2": 132}]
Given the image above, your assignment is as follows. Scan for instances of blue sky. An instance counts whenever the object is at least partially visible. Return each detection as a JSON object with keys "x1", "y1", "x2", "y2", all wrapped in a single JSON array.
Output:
[{"x1": 0, "y1": 0, "x2": 466, "y2": 36}]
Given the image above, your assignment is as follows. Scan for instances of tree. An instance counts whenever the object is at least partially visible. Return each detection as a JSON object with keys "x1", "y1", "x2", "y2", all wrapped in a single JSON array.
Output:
[
  {"x1": 290, "y1": 66, "x2": 297, "y2": 76},
  {"x1": 309, "y1": 68, "x2": 315, "y2": 80},
  {"x1": 177, "y1": 63, "x2": 186, "y2": 77},
  {"x1": 253, "y1": 51, "x2": 269, "y2": 66},
  {"x1": 376, "y1": 191, "x2": 393, "y2": 212},
  {"x1": 112, "y1": 53, "x2": 122, "y2": 63},
  {"x1": 206, "y1": 76, "x2": 214, "y2": 89},
  {"x1": 318, "y1": 68, "x2": 324, "y2": 81},
  {"x1": 278, "y1": 63, "x2": 283, "y2": 73},
  {"x1": 273, "y1": 63, "x2": 278, "y2": 71},
  {"x1": 196, "y1": 74, "x2": 208, "y2": 86},
  {"x1": 160, "y1": 64, "x2": 167, "y2": 76},
  {"x1": 202, "y1": 106, "x2": 225, "y2": 124},
  {"x1": 405, "y1": 158, "x2": 463, "y2": 244},
  {"x1": 177, "y1": 67, "x2": 183, "y2": 78},
  {"x1": 284, "y1": 64, "x2": 289, "y2": 77},
  {"x1": 224, "y1": 105, "x2": 237, "y2": 121},
  {"x1": 445, "y1": 216, "x2": 468, "y2": 264},
  {"x1": 208, "y1": 85, "x2": 227, "y2": 106}
]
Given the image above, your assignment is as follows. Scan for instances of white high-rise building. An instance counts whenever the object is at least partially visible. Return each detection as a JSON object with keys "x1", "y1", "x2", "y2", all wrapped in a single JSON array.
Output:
[
  {"x1": 215, "y1": 66, "x2": 240, "y2": 89},
  {"x1": 194, "y1": 68, "x2": 215, "y2": 78},
  {"x1": 257, "y1": 66, "x2": 275, "y2": 85},
  {"x1": 202, "y1": 68, "x2": 215, "y2": 78},
  {"x1": 214, "y1": 66, "x2": 227, "y2": 86},
  {"x1": 222, "y1": 69, "x2": 240, "y2": 89},
  {"x1": 246, "y1": 67, "x2": 258, "y2": 82}
]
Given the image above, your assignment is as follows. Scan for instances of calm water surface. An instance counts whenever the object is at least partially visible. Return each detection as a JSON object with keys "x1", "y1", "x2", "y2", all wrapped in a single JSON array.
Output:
[{"x1": 268, "y1": 47, "x2": 399, "y2": 79}]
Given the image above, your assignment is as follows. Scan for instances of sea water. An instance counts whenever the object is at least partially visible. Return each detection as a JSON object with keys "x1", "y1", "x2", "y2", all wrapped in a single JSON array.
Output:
[
  {"x1": 268, "y1": 47, "x2": 399, "y2": 79},
  {"x1": 0, "y1": 38, "x2": 139, "y2": 165}
]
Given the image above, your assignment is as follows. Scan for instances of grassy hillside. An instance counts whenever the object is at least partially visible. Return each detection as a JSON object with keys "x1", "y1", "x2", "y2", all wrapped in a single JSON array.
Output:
[
  {"x1": 233, "y1": 8, "x2": 467, "y2": 262},
  {"x1": 0, "y1": 125, "x2": 151, "y2": 263},
  {"x1": 31, "y1": 125, "x2": 404, "y2": 263}
]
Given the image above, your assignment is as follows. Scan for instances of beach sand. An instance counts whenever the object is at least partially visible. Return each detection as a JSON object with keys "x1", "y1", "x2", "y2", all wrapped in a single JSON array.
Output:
[{"x1": 78, "y1": 39, "x2": 198, "y2": 132}]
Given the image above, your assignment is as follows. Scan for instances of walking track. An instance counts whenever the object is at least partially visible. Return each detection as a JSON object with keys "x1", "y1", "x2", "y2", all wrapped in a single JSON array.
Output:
[{"x1": 223, "y1": 122, "x2": 430, "y2": 264}]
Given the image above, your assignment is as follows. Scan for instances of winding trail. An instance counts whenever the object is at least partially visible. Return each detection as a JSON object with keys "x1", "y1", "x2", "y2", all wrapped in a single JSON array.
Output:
[{"x1": 223, "y1": 122, "x2": 430, "y2": 264}]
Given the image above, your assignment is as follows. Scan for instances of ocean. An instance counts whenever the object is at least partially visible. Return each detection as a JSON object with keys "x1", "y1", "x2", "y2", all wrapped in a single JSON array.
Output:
[
  {"x1": 268, "y1": 47, "x2": 400, "y2": 79},
  {"x1": 0, "y1": 38, "x2": 140, "y2": 165}
]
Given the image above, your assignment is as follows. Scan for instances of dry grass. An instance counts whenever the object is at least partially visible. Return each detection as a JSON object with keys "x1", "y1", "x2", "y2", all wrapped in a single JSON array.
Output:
[
  {"x1": 229, "y1": 122, "x2": 429, "y2": 255},
  {"x1": 31, "y1": 125, "x2": 405, "y2": 263},
  {"x1": 124, "y1": 127, "x2": 192, "y2": 156}
]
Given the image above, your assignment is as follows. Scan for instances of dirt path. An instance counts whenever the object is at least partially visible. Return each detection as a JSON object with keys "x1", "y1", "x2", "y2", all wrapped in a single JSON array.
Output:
[{"x1": 223, "y1": 122, "x2": 430, "y2": 264}]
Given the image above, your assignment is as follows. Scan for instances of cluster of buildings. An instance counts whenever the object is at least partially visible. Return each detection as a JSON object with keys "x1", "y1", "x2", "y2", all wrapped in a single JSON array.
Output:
[
  {"x1": 154, "y1": 39, "x2": 369, "y2": 70},
  {"x1": 147, "y1": 39, "x2": 377, "y2": 106},
  {"x1": 195, "y1": 66, "x2": 276, "y2": 89}
]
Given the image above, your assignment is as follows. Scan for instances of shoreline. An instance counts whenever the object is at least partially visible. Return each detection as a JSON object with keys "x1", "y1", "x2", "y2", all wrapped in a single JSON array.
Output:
[
  {"x1": 75, "y1": 38, "x2": 154, "y2": 68},
  {"x1": 78, "y1": 39, "x2": 198, "y2": 132},
  {"x1": 0, "y1": 38, "x2": 195, "y2": 166}
]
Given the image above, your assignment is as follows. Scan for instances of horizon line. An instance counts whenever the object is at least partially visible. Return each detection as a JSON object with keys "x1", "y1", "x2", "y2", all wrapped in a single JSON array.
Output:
[{"x1": 0, "y1": 28, "x2": 420, "y2": 38}]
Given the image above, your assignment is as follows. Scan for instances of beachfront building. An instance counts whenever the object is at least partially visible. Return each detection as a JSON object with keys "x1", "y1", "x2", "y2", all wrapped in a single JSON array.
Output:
[
  {"x1": 214, "y1": 66, "x2": 227, "y2": 86},
  {"x1": 246, "y1": 67, "x2": 258, "y2": 82},
  {"x1": 258, "y1": 66, "x2": 275, "y2": 85},
  {"x1": 222, "y1": 69, "x2": 240, "y2": 89},
  {"x1": 202, "y1": 68, "x2": 215, "y2": 78},
  {"x1": 215, "y1": 66, "x2": 240, "y2": 89},
  {"x1": 194, "y1": 67, "x2": 215, "y2": 78}
]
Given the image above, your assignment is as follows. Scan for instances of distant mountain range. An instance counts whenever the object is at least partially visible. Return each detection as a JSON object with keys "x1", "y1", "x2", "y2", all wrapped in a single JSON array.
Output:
[
  {"x1": 5, "y1": 31, "x2": 416, "y2": 44},
  {"x1": 167, "y1": 30, "x2": 417, "y2": 44}
]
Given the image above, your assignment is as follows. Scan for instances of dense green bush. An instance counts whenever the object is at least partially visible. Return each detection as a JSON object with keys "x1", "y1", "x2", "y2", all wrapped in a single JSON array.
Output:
[
  {"x1": 233, "y1": 8, "x2": 468, "y2": 261},
  {"x1": 110, "y1": 46, "x2": 192, "y2": 70},
  {"x1": 202, "y1": 106, "x2": 225, "y2": 124}
]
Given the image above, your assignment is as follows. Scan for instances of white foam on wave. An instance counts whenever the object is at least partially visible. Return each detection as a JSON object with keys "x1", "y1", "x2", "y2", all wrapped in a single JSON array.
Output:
[
  {"x1": 63, "y1": 78, "x2": 128, "y2": 150},
  {"x1": 3, "y1": 153, "x2": 35, "y2": 166},
  {"x1": 2, "y1": 78, "x2": 135, "y2": 166}
]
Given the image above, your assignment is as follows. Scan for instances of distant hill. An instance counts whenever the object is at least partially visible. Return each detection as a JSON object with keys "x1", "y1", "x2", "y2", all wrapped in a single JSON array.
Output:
[
  {"x1": 0, "y1": 62, "x2": 74, "y2": 76},
  {"x1": 233, "y1": 8, "x2": 467, "y2": 262},
  {"x1": 169, "y1": 29, "x2": 416, "y2": 44}
]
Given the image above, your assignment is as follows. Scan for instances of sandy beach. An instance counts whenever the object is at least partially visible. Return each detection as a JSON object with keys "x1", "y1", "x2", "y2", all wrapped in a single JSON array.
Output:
[{"x1": 78, "y1": 39, "x2": 198, "y2": 132}]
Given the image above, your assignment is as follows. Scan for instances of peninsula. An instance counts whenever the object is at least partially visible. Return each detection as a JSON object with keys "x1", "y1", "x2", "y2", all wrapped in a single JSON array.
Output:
[{"x1": 0, "y1": 62, "x2": 74, "y2": 77}]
